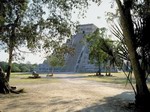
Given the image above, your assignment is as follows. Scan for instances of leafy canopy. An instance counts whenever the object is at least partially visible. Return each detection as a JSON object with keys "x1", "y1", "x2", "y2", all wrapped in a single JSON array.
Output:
[
  {"x1": 0, "y1": 0, "x2": 101, "y2": 60},
  {"x1": 86, "y1": 28, "x2": 115, "y2": 66}
]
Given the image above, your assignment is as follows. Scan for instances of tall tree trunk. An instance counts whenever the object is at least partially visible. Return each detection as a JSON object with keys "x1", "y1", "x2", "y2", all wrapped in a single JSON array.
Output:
[
  {"x1": 0, "y1": 67, "x2": 10, "y2": 94},
  {"x1": 108, "y1": 64, "x2": 111, "y2": 76},
  {"x1": 108, "y1": 60, "x2": 111, "y2": 76},
  {"x1": 97, "y1": 55, "x2": 101, "y2": 76},
  {"x1": 6, "y1": 43, "x2": 13, "y2": 82},
  {"x1": 6, "y1": 24, "x2": 15, "y2": 82},
  {"x1": 116, "y1": 0, "x2": 150, "y2": 110},
  {"x1": 0, "y1": 67, "x2": 22, "y2": 94},
  {"x1": 51, "y1": 67, "x2": 54, "y2": 76},
  {"x1": 98, "y1": 62, "x2": 101, "y2": 76}
]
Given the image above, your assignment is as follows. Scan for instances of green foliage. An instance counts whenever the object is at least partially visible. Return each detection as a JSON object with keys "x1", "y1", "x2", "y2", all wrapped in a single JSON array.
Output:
[
  {"x1": 12, "y1": 63, "x2": 21, "y2": 72},
  {"x1": 0, "y1": 61, "x2": 8, "y2": 72},
  {"x1": 0, "y1": 61, "x2": 37, "y2": 72},
  {"x1": 0, "y1": 0, "x2": 94, "y2": 79},
  {"x1": 86, "y1": 28, "x2": 115, "y2": 66},
  {"x1": 0, "y1": 0, "x2": 92, "y2": 64},
  {"x1": 19, "y1": 65, "x2": 30, "y2": 72},
  {"x1": 113, "y1": 1, "x2": 150, "y2": 104},
  {"x1": 111, "y1": 0, "x2": 150, "y2": 76},
  {"x1": 0, "y1": 1, "x2": 43, "y2": 53},
  {"x1": 46, "y1": 45, "x2": 68, "y2": 68},
  {"x1": 47, "y1": 55, "x2": 64, "y2": 68}
]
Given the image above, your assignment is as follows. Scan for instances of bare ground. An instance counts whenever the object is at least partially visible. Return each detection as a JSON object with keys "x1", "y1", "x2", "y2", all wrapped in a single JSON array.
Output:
[{"x1": 0, "y1": 73, "x2": 135, "y2": 112}]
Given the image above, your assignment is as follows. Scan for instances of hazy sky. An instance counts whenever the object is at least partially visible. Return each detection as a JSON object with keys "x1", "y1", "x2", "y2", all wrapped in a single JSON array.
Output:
[{"x1": 0, "y1": 0, "x2": 115, "y2": 64}]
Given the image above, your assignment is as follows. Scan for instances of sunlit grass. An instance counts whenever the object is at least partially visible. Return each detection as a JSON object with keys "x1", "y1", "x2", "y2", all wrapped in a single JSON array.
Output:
[
  {"x1": 85, "y1": 72, "x2": 136, "y2": 84},
  {"x1": 9, "y1": 73, "x2": 59, "y2": 85},
  {"x1": 8, "y1": 72, "x2": 150, "y2": 88}
]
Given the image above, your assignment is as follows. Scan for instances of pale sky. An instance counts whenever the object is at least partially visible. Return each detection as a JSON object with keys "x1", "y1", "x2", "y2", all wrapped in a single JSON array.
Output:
[{"x1": 0, "y1": 0, "x2": 116, "y2": 64}]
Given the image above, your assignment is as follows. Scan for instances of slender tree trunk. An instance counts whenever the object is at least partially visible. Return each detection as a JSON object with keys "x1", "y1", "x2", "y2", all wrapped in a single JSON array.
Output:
[
  {"x1": 108, "y1": 64, "x2": 111, "y2": 76},
  {"x1": 97, "y1": 55, "x2": 101, "y2": 76},
  {"x1": 6, "y1": 24, "x2": 15, "y2": 82},
  {"x1": 98, "y1": 63, "x2": 101, "y2": 76},
  {"x1": 116, "y1": 0, "x2": 150, "y2": 110},
  {"x1": 105, "y1": 66, "x2": 108, "y2": 76},
  {"x1": 6, "y1": 43, "x2": 13, "y2": 82},
  {"x1": 51, "y1": 67, "x2": 54, "y2": 76}
]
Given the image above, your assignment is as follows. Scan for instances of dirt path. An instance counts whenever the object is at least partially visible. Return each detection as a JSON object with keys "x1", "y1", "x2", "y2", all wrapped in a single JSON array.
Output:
[{"x1": 0, "y1": 73, "x2": 135, "y2": 112}]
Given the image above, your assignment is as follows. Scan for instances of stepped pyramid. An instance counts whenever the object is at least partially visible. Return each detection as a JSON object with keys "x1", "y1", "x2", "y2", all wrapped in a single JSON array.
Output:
[
  {"x1": 35, "y1": 24, "x2": 118, "y2": 73},
  {"x1": 62, "y1": 24, "x2": 98, "y2": 72}
]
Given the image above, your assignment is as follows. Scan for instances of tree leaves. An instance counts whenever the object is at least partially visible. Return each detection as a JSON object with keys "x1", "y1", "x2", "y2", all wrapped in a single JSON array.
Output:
[{"x1": 86, "y1": 28, "x2": 115, "y2": 66}]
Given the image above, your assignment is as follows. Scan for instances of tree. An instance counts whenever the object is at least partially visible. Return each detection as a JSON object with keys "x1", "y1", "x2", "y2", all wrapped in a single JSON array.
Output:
[
  {"x1": 0, "y1": 0, "x2": 91, "y2": 82},
  {"x1": 86, "y1": 28, "x2": 108, "y2": 75},
  {"x1": 86, "y1": 28, "x2": 115, "y2": 76},
  {"x1": 19, "y1": 65, "x2": 30, "y2": 72},
  {"x1": 11, "y1": 63, "x2": 21, "y2": 72},
  {"x1": 0, "y1": 66, "x2": 23, "y2": 94},
  {"x1": 0, "y1": 61, "x2": 8, "y2": 72},
  {"x1": 46, "y1": 42, "x2": 75, "y2": 76},
  {"x1": 30, "y1": 64, "x2": 38, "y2": 72},
  {"x1": 47, "y1": 55, "x2": 64, "y2": 76},
  {"x1": 0, "y1": 0, "x2": 42, "y2": 82},
  {"x1": 113, "y1": 0, "x2": 150, "y2": 110},
  {"x1": 0, "y1": 0, "x2": 92, "y2": 94}
]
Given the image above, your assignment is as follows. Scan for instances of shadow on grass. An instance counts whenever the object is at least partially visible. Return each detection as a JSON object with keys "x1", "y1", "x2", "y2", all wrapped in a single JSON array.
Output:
[
  {"x1": 1, "y1": 91, "x2": 135, "y2": 112},
  {"x1": 79, "y1": 91, "x2": 135, "y2": 112}
]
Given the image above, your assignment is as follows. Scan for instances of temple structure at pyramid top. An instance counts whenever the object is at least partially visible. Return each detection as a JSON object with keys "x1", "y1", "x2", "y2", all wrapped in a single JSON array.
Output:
[{"x1": 76, "y1": 24, "x2": 98, "y2": 34}]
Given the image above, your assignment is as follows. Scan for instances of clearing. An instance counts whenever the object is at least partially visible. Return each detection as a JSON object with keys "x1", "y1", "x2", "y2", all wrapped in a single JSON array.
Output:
[{"x1": 0, "y1": 73, "x2": 135, "y2": 112}]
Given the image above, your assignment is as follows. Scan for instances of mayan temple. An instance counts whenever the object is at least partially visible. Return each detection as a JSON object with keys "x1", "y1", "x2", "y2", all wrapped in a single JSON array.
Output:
[
  {"x1": 35, "y1": 24, "x2": 118, "y2": 73},
  {"x1": 61, "y1": 24, "x2": 98, "y2": 72}
]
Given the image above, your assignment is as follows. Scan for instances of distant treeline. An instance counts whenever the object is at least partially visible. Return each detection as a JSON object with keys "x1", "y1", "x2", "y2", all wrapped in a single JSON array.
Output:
[{"x1": 0, "y1": 61, "x2": 38, "y2": 72}]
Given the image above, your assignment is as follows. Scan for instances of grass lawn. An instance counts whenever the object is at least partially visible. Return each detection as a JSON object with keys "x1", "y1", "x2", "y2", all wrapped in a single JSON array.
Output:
[
  {"x1": 9, "y1": 73, "x2": 59, "y2": 85},
  {"x1": 8, "y1": 72, "x2": 150, "y2": 89},
  {"x1": 85, "y1": 72, "x2": 135, "y2": 84},
  {"x1": 84, "y1": 72, "x2": 150, "y2": 88}
]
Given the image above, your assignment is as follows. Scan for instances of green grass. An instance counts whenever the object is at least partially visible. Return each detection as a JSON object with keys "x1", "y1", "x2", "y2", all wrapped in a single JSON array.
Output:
[
  {"x1": 85, "y1": 72, "x2": 150, "y2": 88},
  {"x1": 8, "y1": 72, "x2": 150, "y2": 88},
  {"x1": 85, "y1": 72, "x2": 136, "y2": 85},
  {"x1": 9, "y1": 73, "x2": 59, "y2": 85}
]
